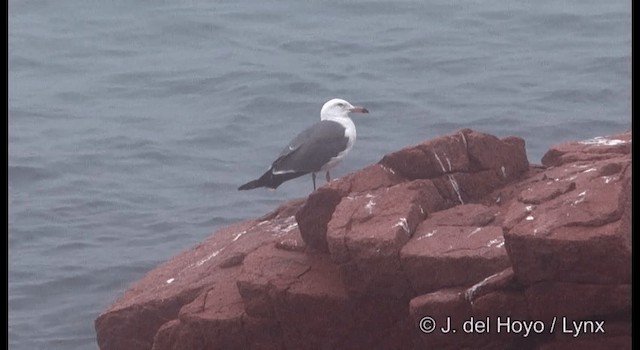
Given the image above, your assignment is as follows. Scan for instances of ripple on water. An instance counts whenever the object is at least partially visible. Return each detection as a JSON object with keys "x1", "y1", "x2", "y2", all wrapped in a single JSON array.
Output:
[{"x1": 8, "y1": 165, "x2": 60, "y2": 186}]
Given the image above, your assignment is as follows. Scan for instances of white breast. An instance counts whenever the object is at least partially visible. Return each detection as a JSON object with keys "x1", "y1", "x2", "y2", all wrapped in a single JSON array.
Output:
[{"x1": 320, "y1": 116, "x2": 356, "y2": 171}]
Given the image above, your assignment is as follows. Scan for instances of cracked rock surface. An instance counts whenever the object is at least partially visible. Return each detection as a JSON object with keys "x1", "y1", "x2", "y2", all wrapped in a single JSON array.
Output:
[{"x1": 95, "y1": 129, "x2": 631, "y2": 350}]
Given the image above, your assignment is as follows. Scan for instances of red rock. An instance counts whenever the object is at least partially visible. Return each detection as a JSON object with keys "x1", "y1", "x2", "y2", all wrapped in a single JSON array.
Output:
[
  {"x1": 237, "y1": 243, "x2": 415, "y2": 349},
  {"x1": 409, "y1": 288, "x2": 484, "y2": 349},
  {"x1": 524, "y1": 282, "x2": 631, "y2": 322},
  {"x1": 381, "y1": 129, "x2": 528, "y2": 179},
  {"x1": 273, "y1": 233, "x2": 306, "y2": 252},
  {"x1": 94, "y1": 129, "x2": 631, "y2": 350},
  {"x1": 464, "y1": 269, "x2": 528, "y2": 320},
  {"x1": 463, "y1": 268, "x2": 521, "y2": 302},
  {"x1": 465, "y1": 132, "x2": 529, "y2": 176},
  {"x1": 94, "y1": 220, "x2": 251, "y2": 350},
  {"x1": 487, "y1": 167, "x2": 545, "y2": 225},
  {"x1": 517, "y1": 180, "x2": 576, "y2": 204},
  {"x1": 295, "y1": 164, "x2": 406, "y2": 252},
  {"x1": 541, "y1": 132, "x2": 631, "y2": 167},
  {"x1": 326, "y1": 181, "x2": 431, "y2": 297},
  {"x1": 297, "y1": 129, "x2": 529, "y2": 253},
  {"x1": 237, "y1": 245, "x2": 345, "y2": 349},
  {"x1": 472, "y1": 291, "x2": 528, "y2": 319},
  {"x1": 151, "y1": 280, "x2": 247, "y2": 350},
  {"x1": 294, "y1": 187, "x2": 344, "y2": 253},
  {"x1": 151, "y1": 320, "x2": 188, "y2": 350},
  {"x1": 401, "y1": 222, "x2": 511, "y2": 295},
  {"x1": 240, "y1": 315, "x2": 284, "y2": 350},
  {"x1": 504, "y1": 153, "x2": 631, "y2": 284},
  {"x1": 430, "y1": 170, "x2": 501, "y2": 205},
  {"x1": 425, "y1": 203, "x2": 497, "y2": 226},
  {"x1": 326, "y1": 163, "x2": 407, "y2": 193},
  {"x1": 95, "y1": 203, "x2": 302, "y2": 350},
  {"x1": 380, "y1": 129, "x2": 529, "y2": 200},
  {"x1": 506, "y1": 221, "x2": 630, "y2": 285},
  {"x1": 617, "y1": 162, "x2": 631, "y2": 250},
  {"x1": 501, "y1": 200, "x2": 535, "y2": 231},
  {"x1": 380, "y1": 131, "x2": 471, "y2": 179}
]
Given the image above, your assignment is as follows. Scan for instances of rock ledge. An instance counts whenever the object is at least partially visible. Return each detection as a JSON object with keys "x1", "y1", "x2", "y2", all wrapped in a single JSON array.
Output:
[{"x1": 95, "y1": 129, "x2": 631, "y2": 350}]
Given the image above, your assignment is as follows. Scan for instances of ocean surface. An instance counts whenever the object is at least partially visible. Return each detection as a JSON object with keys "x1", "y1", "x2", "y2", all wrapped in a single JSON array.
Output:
[{"x1": 8, "y1": 0, "x2": 630, "y2": 349}]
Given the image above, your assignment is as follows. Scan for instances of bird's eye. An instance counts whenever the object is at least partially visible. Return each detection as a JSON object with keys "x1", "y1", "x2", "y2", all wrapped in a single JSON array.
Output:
[{"x1": 337, "y1": 103, "x2": 345, "y2": 107}]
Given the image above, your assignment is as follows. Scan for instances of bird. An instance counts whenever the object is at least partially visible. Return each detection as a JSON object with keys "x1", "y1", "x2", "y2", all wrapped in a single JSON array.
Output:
[{"x1": 238, "y1": 98, "x2": 369, "y2": 191}]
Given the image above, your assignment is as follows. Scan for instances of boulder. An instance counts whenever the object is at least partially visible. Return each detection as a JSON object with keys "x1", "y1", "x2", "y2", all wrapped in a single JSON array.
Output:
[
  {"x1": 401, "y1": 219, "x2": 511, "y2": 295},
  {"x1": 295, "y1": 164, "x2": 405, "y2": 252},
  {"x1": 541, "y1": 133, "x2": 631, "y2": 167},
  {"x1": 95, "y1": 130, "x2": 631, "y2": 350},
  {"x1": 95, "y1": 202, "x2": 304, "y2": 350},
  {"x1": 524, "y1": 282, "x2": 631, "y2": 322},
  {"x1": 504, "y1": 141, "x2": 631, "y2": 285},
  {"x1": 326, "y1": 180, "x2": 432, "y2": 297}
]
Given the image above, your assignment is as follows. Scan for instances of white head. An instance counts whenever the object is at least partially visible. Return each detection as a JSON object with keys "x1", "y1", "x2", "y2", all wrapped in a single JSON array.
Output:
[{"x1": 320, "y1": 98, "x2": 369, "y2": 120}]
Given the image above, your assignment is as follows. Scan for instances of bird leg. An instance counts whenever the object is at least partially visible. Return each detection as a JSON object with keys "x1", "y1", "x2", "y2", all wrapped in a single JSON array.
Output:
[
  {"x1": 312, "y1": 173, "x2": 317, "y2": 191},
  {"x1": 326, "y1": 171, "x2": 331, "y2": 183}
]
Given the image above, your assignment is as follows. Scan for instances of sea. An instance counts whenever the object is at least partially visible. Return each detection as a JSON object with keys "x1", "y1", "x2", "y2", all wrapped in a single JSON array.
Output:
[{"x1": 8, "y1": 0, "x2": 630, "y2": 349}]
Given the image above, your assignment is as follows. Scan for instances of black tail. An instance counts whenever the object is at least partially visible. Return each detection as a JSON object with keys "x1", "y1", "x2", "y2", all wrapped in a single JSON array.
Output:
[{"x1": 238, "y1": 169, "x2": 308, "y2": 190}]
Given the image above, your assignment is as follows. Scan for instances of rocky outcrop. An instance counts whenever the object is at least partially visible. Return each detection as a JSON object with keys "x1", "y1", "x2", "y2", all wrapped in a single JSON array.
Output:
[{"x1": 95, "y1": 129, "x2": 631, "y2": 350}]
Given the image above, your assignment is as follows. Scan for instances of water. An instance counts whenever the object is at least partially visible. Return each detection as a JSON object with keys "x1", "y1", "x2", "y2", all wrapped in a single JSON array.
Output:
[{"x1": 8, "y1": 0, "x2": 630, "y2": 349}]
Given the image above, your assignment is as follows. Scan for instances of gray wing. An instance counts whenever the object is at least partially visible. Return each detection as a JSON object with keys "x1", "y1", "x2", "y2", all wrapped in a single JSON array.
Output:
[{"x1": 271, "y1": 120, "x2": 348, "y2": 173}]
